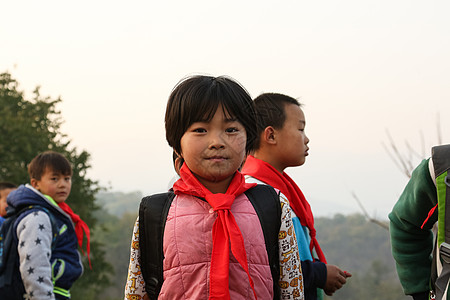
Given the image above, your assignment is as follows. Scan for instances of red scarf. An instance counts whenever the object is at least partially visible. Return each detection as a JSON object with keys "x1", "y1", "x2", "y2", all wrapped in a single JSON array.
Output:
[
  {"x1": 242, "y1": 155, "x2": 326, "y2": 263},
  {"x1": 58, "y1": 202, "x2": 92, "y2": 269},
  {"x1": 172, "y1": 164, "x2": 257, "y2": 300}
]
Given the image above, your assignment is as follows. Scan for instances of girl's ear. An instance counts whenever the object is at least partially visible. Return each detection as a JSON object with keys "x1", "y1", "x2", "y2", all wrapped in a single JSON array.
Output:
[
  {"x1": 263, "y1": 126, "x2": 277, "y2": 145},
  {"x1": 174, "y1": 149, "x2": 182, "y2": 158}
]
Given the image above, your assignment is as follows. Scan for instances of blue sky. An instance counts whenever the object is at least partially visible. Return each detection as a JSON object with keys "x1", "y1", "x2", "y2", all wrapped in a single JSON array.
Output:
[{"x1": 2, "y1": 0, "x2": 449, "y2": 218}]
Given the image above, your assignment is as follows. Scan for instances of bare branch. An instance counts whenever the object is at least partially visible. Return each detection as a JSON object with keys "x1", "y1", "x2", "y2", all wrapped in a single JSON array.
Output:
[
  {"x1": 352, "y1": 191, "x2": 389, "y2": 231},
  {"x1": 383, "y1": 129, "x2": 412, "y2": 178},
  {"x1": 356, "y1": 112, "x2": 443, "y2": 232}
]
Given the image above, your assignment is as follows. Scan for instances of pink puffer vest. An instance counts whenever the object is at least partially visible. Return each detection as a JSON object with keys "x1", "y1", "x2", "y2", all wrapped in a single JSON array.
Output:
[{"x1": 158, "y1": 192, "x2": 273, "y2": 299}]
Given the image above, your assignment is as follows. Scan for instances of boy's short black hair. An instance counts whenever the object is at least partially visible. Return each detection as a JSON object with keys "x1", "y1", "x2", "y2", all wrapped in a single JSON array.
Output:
[
  {"x1": 165, "y1": 75, "x2": 257, "y2": 155},
  {"x1": 28, "y1": 151, "x2": 73, "y2": 180},
  {"x1": 0, "y1": 182, "x2": 16, "y2": 191},
  {"x1": 253, "y1": 93, "x2": 301, "y2": 149}
]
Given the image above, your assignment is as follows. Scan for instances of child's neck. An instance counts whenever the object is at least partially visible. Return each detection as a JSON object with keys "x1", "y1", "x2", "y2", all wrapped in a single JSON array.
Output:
[
  {"x1": 253, "y1": 152, "x2": 285, "y2": 174},
  {"x1": 200, "y1": 176, "x2": 234, "y2": 194}
]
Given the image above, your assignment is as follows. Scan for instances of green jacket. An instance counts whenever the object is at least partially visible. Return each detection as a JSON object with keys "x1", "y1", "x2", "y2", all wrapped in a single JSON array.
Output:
[{"x1": 389, "y1": 159, "x2": 437, "y2": 298}]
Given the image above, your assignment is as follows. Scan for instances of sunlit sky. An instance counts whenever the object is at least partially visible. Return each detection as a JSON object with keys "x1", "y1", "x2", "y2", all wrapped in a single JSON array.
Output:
[{"x1": 2, "y1": 0, "x2": 449, "y2": 218}]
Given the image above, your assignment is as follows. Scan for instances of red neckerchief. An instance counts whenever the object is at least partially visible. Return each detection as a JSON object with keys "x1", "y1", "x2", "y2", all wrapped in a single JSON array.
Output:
[
  {"x1": 242, "y1": 155, "x2": 327, "y2": 263},
  {"x1": 58, "y1": 202, "x2": 92, "y2": 269},
  {"x1": 173, "y1": 164, "x2": 257, "y2": 300}
]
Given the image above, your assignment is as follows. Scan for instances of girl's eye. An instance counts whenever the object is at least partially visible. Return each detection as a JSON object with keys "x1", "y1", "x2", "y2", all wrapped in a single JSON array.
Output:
[
  {"x1": 193, "y1": 128, "x2": 206, "y2": 133},
  {"x1": 226, "y1": 127, "x2": 238, "y2": 133}
]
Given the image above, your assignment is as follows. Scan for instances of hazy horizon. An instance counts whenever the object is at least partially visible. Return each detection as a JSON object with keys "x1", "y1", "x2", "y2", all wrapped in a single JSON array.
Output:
[{"x1": 2, "y1": 0, "x2": 449, "y2": 218}]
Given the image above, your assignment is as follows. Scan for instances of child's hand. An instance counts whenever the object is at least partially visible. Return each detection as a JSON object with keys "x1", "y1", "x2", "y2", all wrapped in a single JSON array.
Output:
[{"x1": 323, "y1": 265, "x2": 350, "y2": 296}]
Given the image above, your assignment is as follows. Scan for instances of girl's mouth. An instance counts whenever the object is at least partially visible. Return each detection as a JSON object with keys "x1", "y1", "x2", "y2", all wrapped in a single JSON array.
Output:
[{"x1": 207, "y1": 156, "x2": 227, "y2": 162}]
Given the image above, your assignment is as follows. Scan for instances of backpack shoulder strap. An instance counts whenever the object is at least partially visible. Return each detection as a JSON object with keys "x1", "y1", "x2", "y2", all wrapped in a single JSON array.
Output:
[
  {"x1": 245, "y1": 184, "x2": 281, "y2": 300},
  {"x1": 430, "y1": 145, "x2": 450, "y2": 299},
  {"x1": 432, "y1": 145, "x2": 450, "y2": 178},
  {"x1": 138, "y1": 191, "x2": 175, "y2": 300},
  {"x1": 432, "y1": 145, "x2": 450, "y2": 246}
]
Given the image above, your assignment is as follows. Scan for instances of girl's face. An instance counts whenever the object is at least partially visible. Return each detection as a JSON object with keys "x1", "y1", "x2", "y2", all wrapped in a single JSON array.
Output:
[{"x1": 180, "y1": 105, "x2": 247, "y2": 193}]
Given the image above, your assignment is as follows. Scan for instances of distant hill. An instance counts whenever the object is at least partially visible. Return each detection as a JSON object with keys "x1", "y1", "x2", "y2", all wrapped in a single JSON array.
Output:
[
  {"x1": 316, "y1": 213, "x2": 408, "y2": 300},
  {"x1": 95, "y1": 191, "x2": 142, "y2": 216}
]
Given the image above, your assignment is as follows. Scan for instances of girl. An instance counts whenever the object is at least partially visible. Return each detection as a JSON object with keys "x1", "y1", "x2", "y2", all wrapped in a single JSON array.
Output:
[{"x1": 124, "y1": 75, "x2": 303, "y2": 300}]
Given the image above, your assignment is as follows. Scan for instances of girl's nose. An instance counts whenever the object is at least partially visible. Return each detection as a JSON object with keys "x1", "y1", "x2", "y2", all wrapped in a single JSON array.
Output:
[{"x1": 209, "y1": 132, "x2": 225, "y2": 149}]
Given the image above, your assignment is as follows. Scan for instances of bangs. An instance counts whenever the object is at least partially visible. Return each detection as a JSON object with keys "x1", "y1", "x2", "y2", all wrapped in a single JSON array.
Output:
[
  {"x1": 187, "y1": 88, "x2": 239, "y2": 124},
  {"x1": 41, "y1": 153, "x2": 72, "y2": 176},
  {"x1": 46, "y1": 157, "x2": 72, "y2": 176}
]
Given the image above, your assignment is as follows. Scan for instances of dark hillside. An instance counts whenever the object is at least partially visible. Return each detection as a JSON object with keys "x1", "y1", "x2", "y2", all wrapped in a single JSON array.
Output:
[{"x1": 316, "y1": 214, "x2": 409, "y2": 300}]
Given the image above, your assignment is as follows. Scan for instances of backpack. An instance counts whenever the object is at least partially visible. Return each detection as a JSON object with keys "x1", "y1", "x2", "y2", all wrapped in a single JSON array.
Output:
[
  {"x1": 429, "y1": 144, "x2": 450, "y2": 300},
  {"x1": 0, "y1": 205, "x2": 59, "y2": 299},
  {"x1": 138, "y1": 184, "x2": 282, "y2": 300}
]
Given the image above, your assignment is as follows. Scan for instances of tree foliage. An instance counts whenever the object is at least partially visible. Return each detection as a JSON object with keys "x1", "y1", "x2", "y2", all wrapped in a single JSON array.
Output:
[{"x1": 0, "y1": 71, "x2": 113, "y2": 297}]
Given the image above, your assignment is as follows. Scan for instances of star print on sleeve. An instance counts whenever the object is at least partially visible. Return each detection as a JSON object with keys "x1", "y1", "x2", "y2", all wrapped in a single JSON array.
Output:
[{"x1": 16, "y1": 210, "x2": 55, "y2": 299}]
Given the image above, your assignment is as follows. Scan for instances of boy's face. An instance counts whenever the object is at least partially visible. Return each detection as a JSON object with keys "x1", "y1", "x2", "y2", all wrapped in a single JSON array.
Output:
[
  {"x1": 273, "y1": 103, "x2": 309, "y2": 170},
  {"x1": 180, "y1": 106, "x2": 247, "y2": 193},
  {"x1": 31, "y1": 168, "x2": 72, "y2": 203},
  {"x1": 0, "y1": 188, "x2": 15, "y2": 216}
]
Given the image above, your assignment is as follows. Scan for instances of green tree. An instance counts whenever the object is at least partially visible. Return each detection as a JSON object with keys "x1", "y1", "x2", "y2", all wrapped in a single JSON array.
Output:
[{"x1": 0, "y1": 71, "x2": 113, "y2": 297}]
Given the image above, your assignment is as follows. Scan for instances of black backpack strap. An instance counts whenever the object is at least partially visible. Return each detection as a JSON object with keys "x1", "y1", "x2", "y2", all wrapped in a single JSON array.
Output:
[
  {"x1": 432, "y1": 145, "x2": 450, "y2": 178},
  {"x1": 431, "y1": 145, "x2": 450, "y2": 299},
  {"x1": 0, "y1": 208, "x2": 22, "y2": 288},
  {"x1": 432, "y1": 145, "x2": 450, "y2": 246},
  {"x1": 245, "y1": 184, "x2": 281, "y2": 300},
  {"x1": 138, "y1": 191, "x2": 175, "y2": 300}
]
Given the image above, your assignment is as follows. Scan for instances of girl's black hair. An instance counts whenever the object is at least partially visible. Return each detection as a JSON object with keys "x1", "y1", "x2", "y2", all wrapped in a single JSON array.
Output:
[{"x1": 165, "y1": 75, "x2": 257, "y2": 155}]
